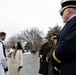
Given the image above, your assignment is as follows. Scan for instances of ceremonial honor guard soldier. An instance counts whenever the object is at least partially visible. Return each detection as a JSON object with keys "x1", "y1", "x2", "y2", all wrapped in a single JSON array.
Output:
[{"x1": 51, "y1": 0, "x2": 76, "y2": 75}]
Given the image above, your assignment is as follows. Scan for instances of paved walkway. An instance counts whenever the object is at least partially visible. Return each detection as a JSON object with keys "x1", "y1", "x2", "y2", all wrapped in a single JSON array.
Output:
[{"x1": 6, "y1": 52, "x2": 41, "y2": 75}]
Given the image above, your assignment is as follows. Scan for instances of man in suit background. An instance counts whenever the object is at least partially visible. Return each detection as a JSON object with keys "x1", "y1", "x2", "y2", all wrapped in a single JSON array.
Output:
[{"x1": 39, "y1": 38, "x2": 51, "y2": 75}]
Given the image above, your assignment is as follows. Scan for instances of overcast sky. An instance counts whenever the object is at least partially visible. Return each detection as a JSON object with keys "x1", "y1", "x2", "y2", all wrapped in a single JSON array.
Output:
[{"x1": 0, "y1": 0, "x2": 63, "y2": 41}]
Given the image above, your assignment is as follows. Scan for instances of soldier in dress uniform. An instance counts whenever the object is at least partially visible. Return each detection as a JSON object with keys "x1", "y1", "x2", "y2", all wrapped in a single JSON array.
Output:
[
  {"x1": 46, "y1": 34, "x2": 59, "y2": 75},
  {"x1": 51, "y1": 0, "x2": 76, "y2": 75}
]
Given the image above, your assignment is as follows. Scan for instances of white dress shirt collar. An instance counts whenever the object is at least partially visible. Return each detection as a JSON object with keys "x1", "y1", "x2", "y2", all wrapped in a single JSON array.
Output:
[{"x1": 68, "y1": 14, "x2": 76, "y2": 22}]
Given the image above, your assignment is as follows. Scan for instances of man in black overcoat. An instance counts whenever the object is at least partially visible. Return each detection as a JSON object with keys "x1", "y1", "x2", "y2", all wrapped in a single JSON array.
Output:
[
  {"x1": 51, "y1": 0, "x2": 76, "y2": 75},
  {"x1": 39, "y1": 38, "x2": 51, "y2": 75}
]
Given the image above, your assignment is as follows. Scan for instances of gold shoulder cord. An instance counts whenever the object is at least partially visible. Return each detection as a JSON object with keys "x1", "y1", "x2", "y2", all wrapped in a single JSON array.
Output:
[{"x1": 53, "y1": 50, "x2": 61, "y2": 63}]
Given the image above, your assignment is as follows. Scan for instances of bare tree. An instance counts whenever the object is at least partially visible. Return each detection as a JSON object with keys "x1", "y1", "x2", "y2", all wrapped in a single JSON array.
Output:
[{"x1": 21, "y1": 28, "x2": 43, "y2": 52}]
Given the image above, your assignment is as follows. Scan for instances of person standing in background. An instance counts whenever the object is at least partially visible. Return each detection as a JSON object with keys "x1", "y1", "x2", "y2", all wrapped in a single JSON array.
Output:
[
  {"x1": 46, "y1": 34, "x2": 59, "y2": 75},
  {"x1": 39, "y1": 38, "x2": 51, "y2": 75},
  {"x1": 0, "y1": 32, "x2": 7, "y2": 75},
  {"x1": 8, "y1": 42, "x2": 24, "y2": 75}
]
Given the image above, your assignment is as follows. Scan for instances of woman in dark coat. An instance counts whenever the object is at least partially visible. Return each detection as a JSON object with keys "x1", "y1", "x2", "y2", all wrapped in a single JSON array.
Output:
[{"x1": 39, "y1": 38, "x2": 51, "y2": 75}]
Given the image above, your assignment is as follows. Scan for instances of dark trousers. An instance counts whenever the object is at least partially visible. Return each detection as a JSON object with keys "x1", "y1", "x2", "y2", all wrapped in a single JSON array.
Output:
[{"x1": 39, "y1": 60, "x2": 49, "y2": 75}]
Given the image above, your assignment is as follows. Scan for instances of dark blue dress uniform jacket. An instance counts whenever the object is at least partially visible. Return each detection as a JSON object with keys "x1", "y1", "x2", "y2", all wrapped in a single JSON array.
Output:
[{"x1": 51, "y1": 16, "x2": 76, "y2": 75}]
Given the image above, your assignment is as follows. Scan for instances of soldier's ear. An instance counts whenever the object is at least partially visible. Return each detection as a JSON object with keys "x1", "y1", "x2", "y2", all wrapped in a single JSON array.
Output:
[{"x1": 67, "y1": 8, "x2": 71, "y2": 15}]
